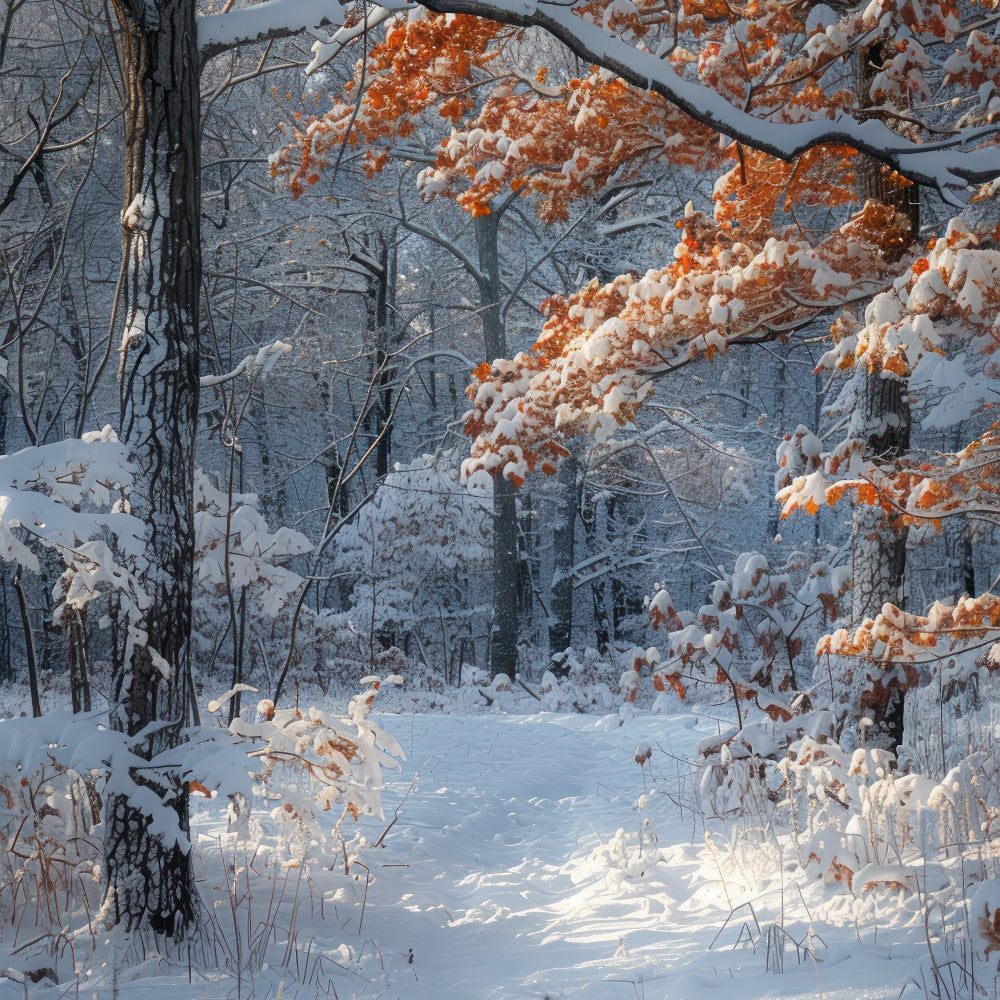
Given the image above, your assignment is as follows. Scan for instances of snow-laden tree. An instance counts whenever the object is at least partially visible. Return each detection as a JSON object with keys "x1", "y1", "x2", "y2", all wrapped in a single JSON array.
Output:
[
  {"x1": 0, "y1": 0, "x2": 992, "y2": 939},
  {"x1": 333, "y1": 452, "x2": 491, "y2": 671},
  {"x1": 268, "y1": 0, "x2": 1000, "y2": 745}
]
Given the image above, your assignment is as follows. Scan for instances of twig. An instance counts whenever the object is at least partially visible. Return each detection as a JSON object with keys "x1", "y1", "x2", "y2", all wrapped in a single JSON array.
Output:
[{"x1": 515, "y1": 675, "x2": 542, "y2": 702}]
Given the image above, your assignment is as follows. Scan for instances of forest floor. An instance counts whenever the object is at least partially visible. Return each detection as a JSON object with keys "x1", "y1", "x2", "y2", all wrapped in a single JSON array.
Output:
[{"x1": 42, "y1": 704, "x2": 978, "y2": 1000}]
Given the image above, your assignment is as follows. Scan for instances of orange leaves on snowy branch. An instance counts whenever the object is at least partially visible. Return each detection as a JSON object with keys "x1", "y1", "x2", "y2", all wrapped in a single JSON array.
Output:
[
  {"x1": 272, "y1": 14, "x2": 506, "y2": 195},
  {"x1": 420, "y1": 69, "x2": 717, "y2": 221},
  {"x1": 713, "y1": 145, "x2": 857, "y2": 233},
  {"x1": 878, "y1": 425, "x2": 1000, "y2": 522},
  {"x1": 943, "y1": 30, "x2": 1000, "y2": 118},
  {"x1": 818, "y1": 218, "x2": 1000, "y2": 378},
  {"x1": 819, "y1": 594, "x2": 1000, "y2": 669},
  {"x1": 274, "y1": 8, "x2": 717, "y2": 216},
  {"x1": 777, "y1": 220, "x2": 1000, "y2": 528},
  {"x1": 652, "y1": 671, "x2": 687, "y2": 699},
  {"x1": 463, "y1": 203, "x2": 891, "y2": 484},
  {"x1": 781, "y1": 420, "x2": 1000, "y2": 542}
]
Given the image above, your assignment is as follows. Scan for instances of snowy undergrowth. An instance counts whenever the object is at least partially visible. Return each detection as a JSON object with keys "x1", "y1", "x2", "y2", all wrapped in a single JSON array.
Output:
[
  {"x1": 0, "y1": 680, "x2": 403, "y2": 995},
  {"x1": 5, "y1": 664, "x2": 1000, "y2": 998},
  {"x1": 678, "y1": 710, "x2": 1000, "y2": 1000}
]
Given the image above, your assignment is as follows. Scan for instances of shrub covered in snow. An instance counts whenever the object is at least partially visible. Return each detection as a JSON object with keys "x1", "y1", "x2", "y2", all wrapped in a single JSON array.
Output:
[
  {"x1": 0, "y1": 680, "x2": 403, "y2": 985},
  {"x1": 332, "y1": 452, "x2": 491, "y2": 675}
]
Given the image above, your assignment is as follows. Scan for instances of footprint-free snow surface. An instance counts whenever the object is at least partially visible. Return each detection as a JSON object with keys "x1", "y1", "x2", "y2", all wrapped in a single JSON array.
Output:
[{"x1": 51, "y1": 712, "x2": 958, "y2": 998}]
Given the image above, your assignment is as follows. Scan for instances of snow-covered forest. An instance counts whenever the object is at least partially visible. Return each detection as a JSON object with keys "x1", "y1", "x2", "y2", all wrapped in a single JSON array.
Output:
[{"x1": 1, "y1": 0, "x2": 999, "y2": 995}]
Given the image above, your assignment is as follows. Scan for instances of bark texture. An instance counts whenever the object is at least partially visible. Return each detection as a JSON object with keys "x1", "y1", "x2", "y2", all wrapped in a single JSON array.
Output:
[
  {"x1": 355, "y1": 232, "x2": 394, "y2": 478},
  {"x1": 476, "y1": 211, "x2": 522, "y2": 677},
  {"x1": 104, "y1": 0, "x2": 200, "y2": 937},
  {"x1": 548, "y1": 454, "x2": 577, "y2": 655},
  {"x1": 832, "y1": 43, "x2": 917, "y2": 747},
  {"x1": 848, "y1": 374, "x2": 911, "y2": 625}
]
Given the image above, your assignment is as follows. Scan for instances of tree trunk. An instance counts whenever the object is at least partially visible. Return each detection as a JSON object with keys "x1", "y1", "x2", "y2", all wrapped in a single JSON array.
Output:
[
  {"x1": 835, "y1": 42, "x2": 918, "y2": 747},
  {"x1": 848, "y1": 372, "x2": 910, "y2": 628},
  {"x1": 580, "y1": 490, "x2": 612, "y2": 652},
  {"x1": 476, "y1": 211, "x2": 521, "y2": 677},
  {"x1": 104, "y1": 0, "x2": 200, "y2": 938},
  {"x1": 766, "y1": 351, "x2": 787, "y2": 539},
  {"x1": 944, "y1": 424, "x2": 976, "y2": 598},
  {"x1": 0, "y1": 385, "x2": 11, "y2": 684},
  {"x1": 357, "y1": 232, "x2": 395, "y2": 479},
  {"x1": 548, "y1": 454, "x2": 577, "y2": 655}
]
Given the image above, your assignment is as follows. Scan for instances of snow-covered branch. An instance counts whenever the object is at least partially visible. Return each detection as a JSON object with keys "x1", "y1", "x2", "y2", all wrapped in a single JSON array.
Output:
[
  {"x1": 202, "y1": 0, "x2": 999, "y2": 194},
  {"x1": 417, "y1": 0, "x2": 998, "y2": 194},
  {"x1": 199, "y1": 340, "x2": 292, "y2": 388}
]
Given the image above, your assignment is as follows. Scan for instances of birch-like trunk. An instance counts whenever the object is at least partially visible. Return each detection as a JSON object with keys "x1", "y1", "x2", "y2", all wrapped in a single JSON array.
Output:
[{"x1": 103, "y1": 0, "x2": 200, "y2": 937}]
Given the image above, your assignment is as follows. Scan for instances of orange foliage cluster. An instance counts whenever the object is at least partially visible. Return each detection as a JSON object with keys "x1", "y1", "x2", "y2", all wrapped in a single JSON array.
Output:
[
  {"x1": 420, "y1": 70, "x2": 716, "y2": 221},
  {"x1": 271, "y1": 15, "x2": 506, "y2": 193},
  {"x1": 882, "y1": 427, "x2": 1000, "y2": 520},
  {"x1": 267, "y1": 0, "x2": 1000, "y2": 682},
  {"x1": 820, "y1": 594, "x2": 1000, "y2": 666},
  {"x1": 462, "y1": 202, "x2": 896, "y2": 483},
  {"x1": 273, "y1": 0, "x2": 993, "y2": 215},
  {"x1": 269, "y1": 0, "x2": 1000, "y2": 495},
  {"x1": 943, "y1": 30, "x2": 1000, "y2": 119},
  {"x1": 778, "y1": 222, "x2": 1000, "y2": 528},
  {"x1": 273, "y1": 9, "x2": 722, "y2": 217},
  {"x1": 443, "y1": 0, "x2": 1000, "y2": 487},
  {"x1": 713, "y1": 145, "x2": 858, "y2": 233},
  {"x1": 819, "y1": 219, "x2": 1000, "y2": 377}
]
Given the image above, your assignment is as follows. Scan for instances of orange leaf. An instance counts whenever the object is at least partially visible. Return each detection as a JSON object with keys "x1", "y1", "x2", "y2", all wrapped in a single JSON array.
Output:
[{"x1": 664, "y1": 672, "x2": 686, "y2": 699}]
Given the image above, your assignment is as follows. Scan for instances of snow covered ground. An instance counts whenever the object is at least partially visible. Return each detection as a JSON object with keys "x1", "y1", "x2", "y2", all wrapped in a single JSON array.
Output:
[
  {"x1": 23, "y1": 706, "x2": 977, "y2": 1000},
  {"x1": 17, "y1": 713, "x2": 968, "y2": 1000},
  {"x1": 311, "y1": 711, "x2": 962, "y2": 1000}
]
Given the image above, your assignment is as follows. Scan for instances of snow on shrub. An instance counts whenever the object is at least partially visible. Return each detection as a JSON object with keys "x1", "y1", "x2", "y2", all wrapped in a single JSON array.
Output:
[
  {"x1": 645, "y1": 550, "x2": 848, "y2": 723},
  {"x1": 0, "y1": 429, "x2": 153, "y2": 666},
  {"x1": 190, "y1": 469, "x2": 316, "y2": 695},
  {"x1": 332, "y1": 452, "x2": 490, "y2": 670},
  {"x1": 193, "y1": 469, "x2": 311, "y2": 614},
  {"x1": 686, "y1": 701, "x2": 1000, "y2": 910},
  {"x1": 0, "y1": 712, "x2": 105, "y2": 983},
  {"x1": 218, "y1": 677, "x2": 405, "y2": 864},
  {"x1": 0, "y1": 679, "x2": 403, "y2": 981}
]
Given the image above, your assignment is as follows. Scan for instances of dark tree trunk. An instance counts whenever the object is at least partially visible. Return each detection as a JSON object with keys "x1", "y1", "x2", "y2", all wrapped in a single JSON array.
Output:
[
  {"x1": 944, "y1": 425, "x2": 976, "y2": 599},
  {"x1": 0, "y1": 385, "x2": 11, "y2": 684},
  {"x1": 961, "y1": 522, "x2": 975, "y2": 598},
  {"x1": 848, "y1": 373, "x2": 911, "y2": 627},
  {"x1": 476, "y1": 211, "x2": 522, "y2": 677},
  {"x1": 548, "y1": 454, "x2": 577, "y2": 655},
  {"x1": 580, "y1": 492, "x2": 612, "y2": 652},
  {"x1": 104, "y1": 0, "x2": 200, "y2": 938},
  {"x1": 766, "y1": 352, "x2": 787, "y2": 539},
  {"x1": 492, "y1": 477, "x2": 520, "y2": 676},
  {"x1": 356, "y1": 232, "x2": 395, "y2": 478}
]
